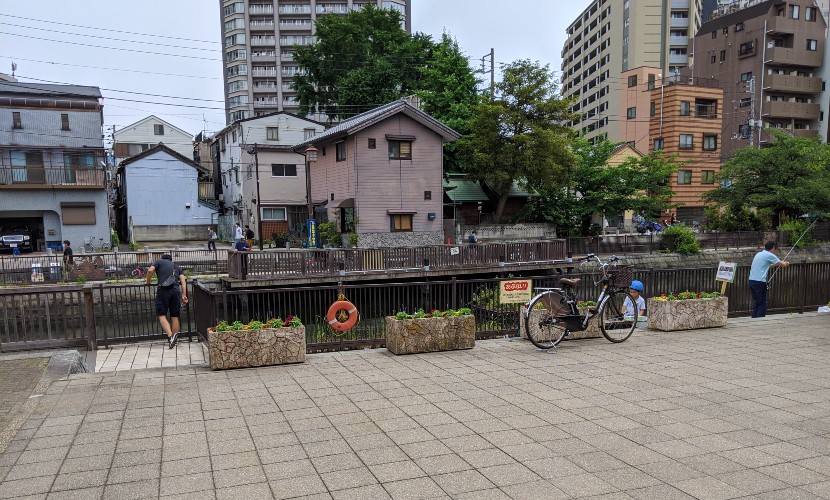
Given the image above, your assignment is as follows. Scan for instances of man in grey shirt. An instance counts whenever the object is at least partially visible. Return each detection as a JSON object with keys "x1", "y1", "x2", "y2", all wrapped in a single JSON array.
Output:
[{"x1": 146, "y1": 254, "x2": 189, "y2": 348}]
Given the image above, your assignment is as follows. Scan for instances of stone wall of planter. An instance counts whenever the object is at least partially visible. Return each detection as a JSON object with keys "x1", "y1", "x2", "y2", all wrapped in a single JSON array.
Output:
[
  {"x1": 208, "y1": 327, "x2": 306, "y2": 370},
  {"x1": 385, "y1": 316, "x2": 475, "y2": 354},
  {"x1": 519, "y1": 305, "x2": 602, "y2": 341},
  {"x1": 647, "y1": 296, "x2": 728, "y2": 331}
]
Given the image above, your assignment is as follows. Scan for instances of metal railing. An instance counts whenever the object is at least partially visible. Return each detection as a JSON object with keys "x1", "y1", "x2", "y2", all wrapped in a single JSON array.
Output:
[{"x1": 0, "y1": 166, "x2": 105, "y2": 188}]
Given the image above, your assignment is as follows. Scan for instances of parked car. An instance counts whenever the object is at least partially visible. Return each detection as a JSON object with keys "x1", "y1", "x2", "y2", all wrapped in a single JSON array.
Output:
[{"x1": 0, "y1": 223, "x2": 34, "y2": 253}]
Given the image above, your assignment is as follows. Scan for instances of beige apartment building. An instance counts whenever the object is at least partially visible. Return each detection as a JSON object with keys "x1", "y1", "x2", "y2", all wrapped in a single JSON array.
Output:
[
  {"x1": 561, "y1": 0, "x2": 705, "y2": 143},
  {"x1": 692, "y1": 0, "x2": 827, "y2": 159},
  {"x1": 220, "y1": 0, "x2": 411, "y2": 124}
]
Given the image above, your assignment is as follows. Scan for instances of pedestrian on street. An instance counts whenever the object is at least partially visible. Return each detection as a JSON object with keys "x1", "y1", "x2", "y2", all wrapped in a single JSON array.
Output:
[
  {"x1": 145, "y1": 254, "x2": 188, "y2": 349},
  {"x1": 749, "y1": 241, "x2": 789, "y2": 318},
  {"x1": 245, "y1": 225, "x2": 254, "y2": 247},
  {"x1": 234, "y1": 222, "x2": 243, "y2": 244},
  {"x1": 62, "y1": 240, "x2": 73, "y2": 280},
  {"x1": 207, "y1": 227, "x2": 217, "y2": 251}
]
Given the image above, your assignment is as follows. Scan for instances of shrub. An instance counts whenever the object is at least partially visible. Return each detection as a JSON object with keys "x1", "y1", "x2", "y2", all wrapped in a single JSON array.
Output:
[
  {"x1": 392, "y1": 308, "x2": 472, "y2": 320},
  {"x1": 128, "y1": 241, "x2": 142, "y2": 251},
  {"x1": 317, "y1": 222, "x2": 340, "y2": 246},
  {"x1": 662, "y1": 224, "x2": 700, "y2": 255},
  {"x1": 779, "y1": 219, "x2": 814, "y2": 248},
  {"x1": 346, "y1": 232, "x2": 359, "y2": 246},
  {"x1": 214, "y1": 317, "x2": 302, "y2": 331},
  {"x1": 271, "y1": 232, "x2": 291, "y2": 247},
  {"x1": 111, "y1": 229, "x2": 120, "y2": 248}
]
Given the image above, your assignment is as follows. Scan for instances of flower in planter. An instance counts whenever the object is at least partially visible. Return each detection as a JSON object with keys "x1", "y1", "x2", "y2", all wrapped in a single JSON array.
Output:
[
  {"x1": 212, "y1": 317, "x2": 303, "y2": 331},
  {"x1": 653, "y1": 291, "x2": 721, "y2": 301}
]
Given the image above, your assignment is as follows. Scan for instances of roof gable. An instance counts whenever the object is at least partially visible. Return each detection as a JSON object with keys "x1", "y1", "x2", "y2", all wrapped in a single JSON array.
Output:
[
  {"x1": 293, "y1": 100, "x2": 461, "y2": 150},
  {"x1": 117, "y1": 144, "x2": 201, "y2": 171},
  {"x1": 213, "y1": 111, "x2": 326, "y2": 141},
  {"x1": 114, "y1": 115, "x2": 193, "y2": 140}
]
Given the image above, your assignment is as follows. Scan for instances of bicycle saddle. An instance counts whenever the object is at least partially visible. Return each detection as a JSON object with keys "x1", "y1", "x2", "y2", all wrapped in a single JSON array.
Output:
[{"x1": 559, "y1": 277, "x2": 581, "y2": 287}]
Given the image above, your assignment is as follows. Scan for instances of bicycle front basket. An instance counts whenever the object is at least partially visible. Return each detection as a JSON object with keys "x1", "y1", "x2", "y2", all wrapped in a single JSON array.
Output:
[{"x1": 609, "y1": 265, "x2": 635, "y2": 288}]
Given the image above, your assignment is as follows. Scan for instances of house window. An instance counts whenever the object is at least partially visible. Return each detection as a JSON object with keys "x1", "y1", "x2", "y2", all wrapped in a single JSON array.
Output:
[
  {"x1": 232, "y1": 129, "x2": 237, "y2": 143},
  {"x1": 740, "y1": 72, "x2": 753, "y2": 82},
  {"x1": 304, "y1": 128, "x2": 316, "y2": 140},
  {"x1": 266, "y1": 127, "x2": 279, "y2": 140},
  {"x1": 154, "y1": 124, "x2": 164, "y2": 135},
  {"x1": 271, "y1": 164, "x2": 297, "y2": 177},
  {"x1": 261, "y1": 207, "x2": 287, "y2": 221},
  {"x1": 390, "y1": 214, "x2": 413, "y2": 232},
  {"x1": 739, "y1": 98, "x2": 751, "y2": 108},
  {"x1": 701, "y1": 170, "x2": 715, "y2": 184},
  {"x1": 710, "y1": 55, "x2": 716, "y2": 64},
  {"x1": 703, "y1": 134, "x2": 717, "y2": 150},
  {"x1": 677, "y1": 170, "x2": 692, "y2": 184},
  {"x1": 711, "y1": 31, "x2": 716, "y2": 39},
  {"x1": 626, "y1": 107, "x2": 636, "y2": 119},
  {"x1": 679, "y1": 134, "x2": 693, "y2": 149},
  {"x1": 368, "y1": 138, "x2": 376, "y2": 149},
  {"x1": 60, "y1": 113, "x2": 70, "y2": 131},
  {"x1": 12, "y1": 112, "x2": 22, "y2": 129},
  {"x1": 647, "y1": 73, "x2": 656, "y2": 90},
  {"x1": 388, "y1": 140, "x2": 412, "y2": 160},
  {"x1": 739, "y1": 41, "x2": 754, "y2": 55},
  {"x1": 679, "y1": 101, "x2": 690, "y2": 116},
  {"x1": 650, "y1": 101, "x2": 656, "y2": 117},
  {"x1": 790, "y1": 4, "x2": 800, "y2": 18},
  {"x1": 735, "y1": 22, "x2": 744, "y2": 31},
  {"x1": 806, "y1": 7, "x2": 816, "y2": 21},
  {"x1": 128, "y1": 143, "x2": 150, "y2": 156},
  {"x1": 247, "y1": 164, "x2": 253, "y2": 179},
  {"x1": 336, "y1": 142, "x2": 346, "y2": 161},
  {"x1": 10, "y1": 151, "x2": 43, "y2": 183},
  {"x1": 807, "y1": 39, "x2": 818, "y2": 51},
  {"x1": 653, "y1": 138, "x2": 664, "y2": 151},
  {"x1": 424, "y1": 191, "x2": 431, "y2": 200},
  {"x1": 719, "y1": 50, "x2": 726, "y2": 62},
  {"x1": 627, "y1": 75, "x2": 637, "y2": 87},
  {"x1": 60, "y1": 202, "x2": 96, "y2": 225},
  {"x1": 723, "y1": 26, "x2": 729, "y2": 35}
]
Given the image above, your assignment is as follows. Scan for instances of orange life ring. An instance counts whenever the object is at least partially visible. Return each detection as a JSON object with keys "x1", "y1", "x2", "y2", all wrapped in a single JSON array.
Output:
[{"x1": 326, "y1": 300, "x2": 358, "y2": 332}]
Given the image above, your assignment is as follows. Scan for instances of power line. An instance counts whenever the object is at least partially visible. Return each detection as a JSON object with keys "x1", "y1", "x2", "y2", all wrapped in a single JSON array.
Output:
[
  {"x1": 0, "y1": 32, "x2": 221, "y2": 61},
  {"x1": 19, "y1": 76, "x2": 225, "y2": 103},
  {"x1": 0, "y1": 13, "x2": 220, "y2": 44},
  {"x1": 0, "y1": 55, "x2": 221, "y2": 80}
]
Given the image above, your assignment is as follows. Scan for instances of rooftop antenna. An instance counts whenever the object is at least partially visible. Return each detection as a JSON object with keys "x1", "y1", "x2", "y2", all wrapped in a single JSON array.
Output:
[{"x1": 11, "y1": 61, "x2": 17, "y2": 77}]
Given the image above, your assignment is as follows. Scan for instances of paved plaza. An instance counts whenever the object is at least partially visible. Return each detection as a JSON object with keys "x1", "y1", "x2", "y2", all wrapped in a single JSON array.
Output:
[{"x1": 1, "y1": 313, "x2": 829, "y2": 499}]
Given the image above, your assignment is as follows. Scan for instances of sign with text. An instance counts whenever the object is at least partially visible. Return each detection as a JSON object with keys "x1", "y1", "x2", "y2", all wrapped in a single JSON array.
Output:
[
  {"x1": 307, "y1": 219, "x2": 317, "y2": 248},
  {"x1": 499, "y1": 279, "x2": 533, "y2": 304},
  {"x1": 715, "y1": 261, "x2": 737, "y2": 283},
  {"x1": 449, "y1": 246, "x2": 460, "y2": 256}
]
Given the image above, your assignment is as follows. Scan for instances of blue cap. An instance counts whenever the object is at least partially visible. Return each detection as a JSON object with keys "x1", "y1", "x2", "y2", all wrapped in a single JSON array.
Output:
[{"x1": 629, "y1": 280, "x2": 644, "y2": 292}]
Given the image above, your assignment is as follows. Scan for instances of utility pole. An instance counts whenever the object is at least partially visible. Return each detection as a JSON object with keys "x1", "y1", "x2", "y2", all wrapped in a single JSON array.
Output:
[
  {"x1": 480, "y1": 48, "x2": 494, "y2": 96},
  {"x1": 748, "y1": 76, "x2": 756, "y2": 147},
  {"x1": 249, "y1": 144, "x2": 263, "y2": 251}
]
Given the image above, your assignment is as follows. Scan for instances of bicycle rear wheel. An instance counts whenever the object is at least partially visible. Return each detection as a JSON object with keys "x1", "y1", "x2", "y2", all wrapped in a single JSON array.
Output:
[
  {"x1": 524, "y1": 291, "x2": 569, "y2": 349},
  {"x1": 599, "y1": 290, "x2": 636, "y2": 343}
]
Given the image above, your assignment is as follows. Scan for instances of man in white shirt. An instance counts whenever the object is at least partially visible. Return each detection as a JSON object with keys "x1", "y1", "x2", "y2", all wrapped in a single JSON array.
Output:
[{"x1": 234, "y1": 222, "x2": 243, "y2": 244}]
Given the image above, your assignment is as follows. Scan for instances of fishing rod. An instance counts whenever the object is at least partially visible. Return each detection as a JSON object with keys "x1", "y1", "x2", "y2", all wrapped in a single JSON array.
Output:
[{"x1": 768, "y1": 215, "x2": 821, "y2": 286}]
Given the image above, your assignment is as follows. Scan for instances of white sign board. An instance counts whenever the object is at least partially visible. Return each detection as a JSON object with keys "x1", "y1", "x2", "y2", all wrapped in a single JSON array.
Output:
[
  {"x1": 715, "y1": 261, "x2": 737, "y2": 283},
  {"x1": 499, "y1": 279, "x2": 533, "y2": 304},
  {"x1": 449, "y1": 246, "x2": 460, "y2": 256}
]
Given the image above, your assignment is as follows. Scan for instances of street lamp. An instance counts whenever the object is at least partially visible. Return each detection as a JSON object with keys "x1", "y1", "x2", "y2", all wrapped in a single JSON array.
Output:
[
  {"x1": 247, "y1": 144, "x2": 263, "y2": 251},
  {"x1": 304, "y1": 145, "x2": 318, "y2": 221}
]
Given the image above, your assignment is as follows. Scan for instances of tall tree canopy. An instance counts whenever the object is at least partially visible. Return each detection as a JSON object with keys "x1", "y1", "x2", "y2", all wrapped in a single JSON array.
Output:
[
  {"x1": 458, "y1": 60, "x2": 577, "y2": 223},
  {"x1": 520, "y1": 137, "x2": 679, "y2": 236},
  {"x1": 293, "y1": 5, "x2": 479, "y2": 128},
  {"x1": 703, "y1": 133, "x2": 830, "y2": 227}
]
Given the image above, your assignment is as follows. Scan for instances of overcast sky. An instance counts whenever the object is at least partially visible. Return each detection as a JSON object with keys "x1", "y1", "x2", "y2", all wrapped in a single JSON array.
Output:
[{"x1": 0, "y1": 1, "x2": 591, "y2": 139}]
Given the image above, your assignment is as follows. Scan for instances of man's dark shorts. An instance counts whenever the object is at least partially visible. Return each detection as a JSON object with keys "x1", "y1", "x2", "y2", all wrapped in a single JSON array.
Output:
[{"x1": 155, "y1": 286, "x2": 181, "y2": 317}]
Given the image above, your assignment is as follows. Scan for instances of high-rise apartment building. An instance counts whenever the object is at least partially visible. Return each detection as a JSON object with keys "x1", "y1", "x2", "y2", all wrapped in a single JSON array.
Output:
[
  {"x1": 560, "y1": 0, "x2": 704, "y2": 143},
  {"x1": 693, "y1": 0, "x2": 826, "y2": 159},
  {"x1": 220, "y1": 0, "x2": 411, "y2": 124}
]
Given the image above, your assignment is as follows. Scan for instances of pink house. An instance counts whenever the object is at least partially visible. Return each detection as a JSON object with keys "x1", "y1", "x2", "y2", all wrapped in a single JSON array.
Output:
[{"x1": 294, "y1": 100, "x2": 460, "y2": 247}]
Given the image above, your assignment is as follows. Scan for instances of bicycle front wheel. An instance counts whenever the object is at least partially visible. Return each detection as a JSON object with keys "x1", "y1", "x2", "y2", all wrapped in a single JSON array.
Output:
[
  {"x1": 524, "y1": 291, "x2": 569, "y2": 349},
  {"x1": 599, "y1": 290, "x2": 636, "y2": 343}
]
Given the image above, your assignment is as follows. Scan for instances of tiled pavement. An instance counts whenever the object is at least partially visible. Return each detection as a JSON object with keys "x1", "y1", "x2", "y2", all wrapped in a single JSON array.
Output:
[
  {"x1": 1, "y1": 313, "x2": 829, "y2": 499},
  {"x1": 92, "y1": 338, "x2": 206, "y2": 373}
]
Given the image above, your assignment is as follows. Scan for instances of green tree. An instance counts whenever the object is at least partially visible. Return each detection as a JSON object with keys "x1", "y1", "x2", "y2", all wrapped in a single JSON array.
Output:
[
  {"x1": 703, "y1": 133, "x2": 830, "y2": 227},
  {"x1": 292, "y1": 6, "x2": 479, "y2": 129},
  {"x1": 458, "y1": 60, "x2": 578, "y2": 223},
  {"x1": 520, "y1": 138, "x2": 678, "y2": 236}
]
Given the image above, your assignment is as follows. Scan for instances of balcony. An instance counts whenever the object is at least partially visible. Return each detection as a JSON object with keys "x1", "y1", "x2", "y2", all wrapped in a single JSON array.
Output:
[
  {"x1": 0, "y1": 166, "x2": 105, "y2": 189},
  {"x1": 670, "y1": 17, "x2": 689, "y2": 28},
  {"x1": 279, "y1": 21, "x2": 312, "y2": 31},
  {"x1": 278, "y1": 5, "x2": 311, "y2": 14},
  {"x1": 763, "y1": 101, "x2": 820, "y2": 120},
  {"x1": 249, "y1": 21, "x2": 274, "y2": 31},
  {"x1": 250, "y1": 37, "x2": 276, "y2": 46},
  {"x1": 669, "y1": 35, "x2": 688, "y2": 46},
  {"x1": 252, "y1": 83, "x2": 278, "y2": 92},
  {"x1": 671, "y1": 0, "x2": 690, "y2": 8},
  {"x1": 765, "y1": 46, "x2": 822, "y2": 67},
  {"x1": 251, "y1": 52, "x2": 276, "y2": 62},
  {"x1": 669, "y1": 53, "x2": 689, "y2": 65},
  {"x1": 248, "y1": 5, "x2": 274, "y2": 15},
  {"x1": 764, "y1": 74, "x2": 822, "y2": 94},
  {"x1": 254, "y1": 100, "x2": 281, "y2": 108},
  {"x1": 766, "y1": 16, "x2": 799, "y2": 35},
  {"x1": 251, "y1": 69, "x2": 278, "y2": 77}
]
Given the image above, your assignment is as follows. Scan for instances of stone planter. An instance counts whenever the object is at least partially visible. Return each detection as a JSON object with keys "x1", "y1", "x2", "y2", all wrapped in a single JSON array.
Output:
[
  {"x1": 647, "y1": 296, "x2": 728, "y2": 331},
  {"x1": 519, "y1": 305, "x2": 602, "y2": 341},
  {"x1": 208, "y1": 327, "x2": 306, "y2": 370},
  {"x1": 385, "y1": 316, "x2": 475, "y2": 355}
]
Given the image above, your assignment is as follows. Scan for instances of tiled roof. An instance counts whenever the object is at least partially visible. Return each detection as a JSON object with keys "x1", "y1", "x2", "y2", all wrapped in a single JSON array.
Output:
[
  {"x1": 0, "y1": 81, "x2": 102, "y2": 98},
  {"x1": 444, "y1": 177, "x2": 488, "y2": 202}
]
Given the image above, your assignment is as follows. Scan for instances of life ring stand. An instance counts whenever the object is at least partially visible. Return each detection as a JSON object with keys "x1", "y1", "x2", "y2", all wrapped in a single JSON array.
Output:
[{"x1": 326, "y1": 294, "x2": 358, "y2": 333}]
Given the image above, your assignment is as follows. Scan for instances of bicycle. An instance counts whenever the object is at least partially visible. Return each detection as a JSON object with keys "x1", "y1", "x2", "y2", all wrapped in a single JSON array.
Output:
[
  {"x1": 83, "y1": 235, "x2": 111, "y2": 253},
  {"x1": 523, "y1": 253, "x2": 637, "y2": 349}
]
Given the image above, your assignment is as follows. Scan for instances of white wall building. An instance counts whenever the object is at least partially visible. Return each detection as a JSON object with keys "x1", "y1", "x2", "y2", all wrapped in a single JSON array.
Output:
[{"x1": 113, "y1": 115, "x2": 195, "y2": 164}]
